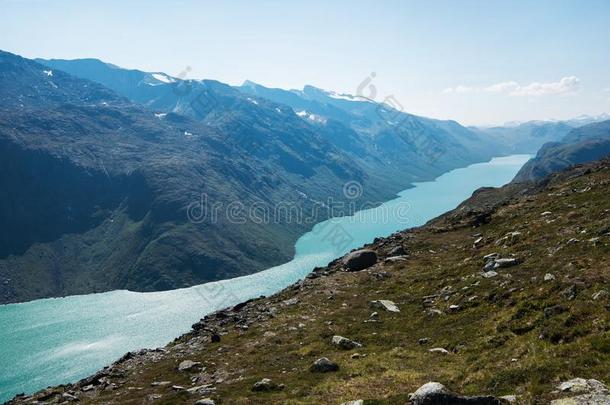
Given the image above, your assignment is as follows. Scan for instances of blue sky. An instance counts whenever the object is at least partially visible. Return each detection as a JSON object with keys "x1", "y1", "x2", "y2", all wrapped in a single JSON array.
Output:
[{"x1": 1, "y1": 0, "x2": 609, "y2": 125}]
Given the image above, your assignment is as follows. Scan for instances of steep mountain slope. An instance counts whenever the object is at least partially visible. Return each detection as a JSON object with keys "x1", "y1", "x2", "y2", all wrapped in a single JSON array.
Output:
[
  {"x1": 0, "y1": 50, "x2": 390, "y2": 304},
  {"x1": 238, "y1": 81, "x2": 501, "y2": 172},
  {"x1": 39, "y1": 59, "x2": 506, "y2": 186},
  {"x1": 513, "y1": 120, "x2": 610, "y2": 182},
  {"x1": 11, "y1": 158, "x2": 609, "y2": 404}
]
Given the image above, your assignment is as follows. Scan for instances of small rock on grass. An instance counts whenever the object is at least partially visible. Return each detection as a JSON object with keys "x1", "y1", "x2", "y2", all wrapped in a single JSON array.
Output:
[
  {"x1": 178, "y1": 360, "x2": 202, "y2": 372},
  {"x1": 61, "y1": 393, "x2": 79, "y2": 402},
  {"x1": 251, "y1": 378, "x2": 283, "y2": 392},
  {"x1": 331, "y1": 335, "x2": 362, "y2": 350},
  {"x1": 151, "y1": 381, "x2": 171, "y2": 387},
  {"x1": 194, "y1": 399, "x2": 215, "y2": 405},
  {"x1": 410, "y1": 381, "x2": 501, "y2": 404},
  {"x1": 310, "y1": 357, "x2": 339, "y2": 372},
  {"x1": 370, "y1": 299, "x2": 400, "y2": 312},
  {"x1": 388, "y1": 245, "x2": 406, "y2": 256},
  {"x1": 428, "y1": 347, "x2": 449, "y2": 355}
]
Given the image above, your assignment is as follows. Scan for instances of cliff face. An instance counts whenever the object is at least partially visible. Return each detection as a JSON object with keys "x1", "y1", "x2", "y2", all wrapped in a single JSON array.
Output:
[{"x1": 12, "y1": 158, "x2": 609, "y2": 404}]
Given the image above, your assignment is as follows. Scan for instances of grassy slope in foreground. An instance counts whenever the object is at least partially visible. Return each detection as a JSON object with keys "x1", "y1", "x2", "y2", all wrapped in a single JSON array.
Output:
[{"x1": 10, "y1": 159, "x2": 610, "y2": 404}]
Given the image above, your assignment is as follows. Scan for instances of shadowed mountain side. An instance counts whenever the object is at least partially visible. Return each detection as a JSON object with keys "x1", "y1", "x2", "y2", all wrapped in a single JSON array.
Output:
[{"x1": 513, "y1": 120, "x2": 610, "y2": 183}]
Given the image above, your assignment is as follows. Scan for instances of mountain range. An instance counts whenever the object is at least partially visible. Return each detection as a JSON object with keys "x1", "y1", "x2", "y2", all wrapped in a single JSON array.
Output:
[
  {"x1": 38, "y1": 58, "x2": 503, "y2": 180},
  {"x1": 0, "y1": 50, "x2": 606, "y2": 304}
]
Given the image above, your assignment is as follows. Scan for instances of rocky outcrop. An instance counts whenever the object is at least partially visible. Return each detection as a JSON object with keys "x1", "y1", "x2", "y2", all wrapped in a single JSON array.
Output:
[{"x1": 551, "y1": 378, "x2": 610, "y2": 404}]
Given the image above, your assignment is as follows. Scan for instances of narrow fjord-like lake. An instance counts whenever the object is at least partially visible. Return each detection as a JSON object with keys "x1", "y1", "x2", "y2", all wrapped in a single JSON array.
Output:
[{"x1": 0, "y1": 155, "x2": 530, "y2": 402}]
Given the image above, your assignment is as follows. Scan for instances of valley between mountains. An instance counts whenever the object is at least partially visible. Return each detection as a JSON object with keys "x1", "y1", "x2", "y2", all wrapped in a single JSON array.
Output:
[
  {"x1": 0, "y1": 51, "x2": 553, "y2": 304},
  {"x1": 3, "y1": 49, "x2": 607, "y2": 305},
  {"x1": 3, "y1": 50, "x2": 607, "y2": 304}
]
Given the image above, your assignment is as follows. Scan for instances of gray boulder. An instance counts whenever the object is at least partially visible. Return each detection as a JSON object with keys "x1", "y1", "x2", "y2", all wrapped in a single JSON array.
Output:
[{"x1": 344, "y1": 249, "x2": 378, "y2": 271}]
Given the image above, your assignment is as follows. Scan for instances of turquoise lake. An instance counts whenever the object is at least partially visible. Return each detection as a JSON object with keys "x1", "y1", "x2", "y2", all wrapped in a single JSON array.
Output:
[{"x1": 0, "y1": 154, "x2": 530, "y2": 402}]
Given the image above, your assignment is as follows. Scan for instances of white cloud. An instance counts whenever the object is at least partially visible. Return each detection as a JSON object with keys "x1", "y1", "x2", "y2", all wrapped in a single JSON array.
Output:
[
  {"x1": 442, "y1": 85, "x2": 474, "y2": 94},
  {"x1": 509, "y1": 76, "x2": 581, "y2": 96},
  {"x1": 484, "y1": 81, "x2": 519, "y2": 93},
  {"x1": 443, "y1": 76, "x2": 581, "y2": 97}
]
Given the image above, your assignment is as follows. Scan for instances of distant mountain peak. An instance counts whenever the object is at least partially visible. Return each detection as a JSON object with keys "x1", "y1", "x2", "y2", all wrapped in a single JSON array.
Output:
[{"x1": 241, "y1": 79, "x2": 260, "y2": 88}]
